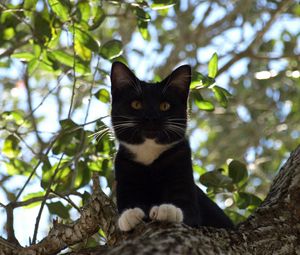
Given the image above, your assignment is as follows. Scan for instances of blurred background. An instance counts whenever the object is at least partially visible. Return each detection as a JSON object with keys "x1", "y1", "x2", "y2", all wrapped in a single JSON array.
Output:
[{"x1": 0, "y1": 0, "x2": 299, "y2": 247}]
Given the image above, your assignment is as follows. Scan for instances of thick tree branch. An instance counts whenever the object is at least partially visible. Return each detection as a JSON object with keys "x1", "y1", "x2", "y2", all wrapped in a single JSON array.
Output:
[
  {"x1": 0, "y1": 173, "x2": 120, "y2": 255},
  {"x1": 218, "y1": 0, "x2": 293, "y2": 75},
  {"x1": 2, "y1": 145, "x2": 300, "y2": 255},
  {"x1": 70, "y1": 145, "x2": 300, "y2": 255}
]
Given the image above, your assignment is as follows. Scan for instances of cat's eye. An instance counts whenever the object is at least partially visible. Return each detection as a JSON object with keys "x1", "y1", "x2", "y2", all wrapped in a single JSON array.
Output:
[
  {"x1": 131, "y1": 100, "x2": 142, "y2": 110},
  {"x1": 160, "y1": 102, "x2": 171, "y2": 111}
]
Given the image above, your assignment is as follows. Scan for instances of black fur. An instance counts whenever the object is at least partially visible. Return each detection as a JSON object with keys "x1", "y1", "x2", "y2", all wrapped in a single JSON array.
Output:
[{"x1": 111, "y1": 61, "x2": 233, "y2": 229}]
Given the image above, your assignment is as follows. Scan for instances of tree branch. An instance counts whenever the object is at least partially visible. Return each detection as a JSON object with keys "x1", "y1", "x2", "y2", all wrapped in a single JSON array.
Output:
[
  {"x1": 2, "y1": 144, "x2": 300, "y2": 255},
  {"x1": 218, "y1": 0, "x2": 294, "y2": 76},
  {"x1": 0, "y1": 173, "x2": 120, "y2": 255}
]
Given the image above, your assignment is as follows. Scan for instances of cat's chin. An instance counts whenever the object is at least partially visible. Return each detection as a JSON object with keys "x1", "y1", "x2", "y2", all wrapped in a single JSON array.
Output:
[{"x1": 143, "y1": 131, "x2": 158, "y2": 139}]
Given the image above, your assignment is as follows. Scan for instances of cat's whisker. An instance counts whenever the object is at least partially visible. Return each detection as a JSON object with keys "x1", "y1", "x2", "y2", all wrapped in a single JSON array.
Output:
[
  {"x1": 165, "y1": 121, "x2": 186, "y2": 127},
  {"x1": 89, "y1": 128, "x2": 111, "y2": 142},
  {"x1": 162, "y1": 128, "x2": 172, "y2": 142},
  {"x1": 95, "y1": 130, "x2": 111, "y2": 142},
  {"x1": 167, "y1": 117, "x2": 187, "y2": 121},
  {"x1": 166, "y1": 124, "x2": 186, "y2": 138},
  {"x1": 89, "y1": 127, "x2": 110, "y2": 138},
  {"x1": 111, "y1": 115, "x2": 136, "y2": 120}
]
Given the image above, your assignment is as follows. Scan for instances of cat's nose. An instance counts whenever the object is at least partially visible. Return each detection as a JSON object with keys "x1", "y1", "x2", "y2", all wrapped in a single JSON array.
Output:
[
  {"x1": 144, "y1": 116, "x2": 158, "y2": 122},
  {"x1": 143, "y1": 116, "x2": 160, "y2": 129}
]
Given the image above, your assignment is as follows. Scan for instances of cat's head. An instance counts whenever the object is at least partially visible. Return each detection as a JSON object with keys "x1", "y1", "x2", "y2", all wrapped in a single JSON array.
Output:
[{"x1": 110, "y1": 61, "x2": 191, "y2": 145}]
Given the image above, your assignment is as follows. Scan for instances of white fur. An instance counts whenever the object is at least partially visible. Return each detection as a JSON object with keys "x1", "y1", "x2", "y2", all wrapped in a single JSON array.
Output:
[
  {"x1": 122, "y1": 139, "x2": 173, "y2": 165},
  {"x1": 149, "y1": 204, "x2": 183, "y2": 223},
  {"x1": 118, "y1": 208, "x2": 145, "y2": 231}
]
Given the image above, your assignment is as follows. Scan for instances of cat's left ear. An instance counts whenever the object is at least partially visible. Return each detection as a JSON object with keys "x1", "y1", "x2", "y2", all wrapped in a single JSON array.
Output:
[{"x1": 162, "y1": 65, "x2": 191, "y2": 96}]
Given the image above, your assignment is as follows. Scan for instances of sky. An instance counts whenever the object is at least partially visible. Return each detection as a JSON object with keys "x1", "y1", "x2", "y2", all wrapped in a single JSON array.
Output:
[{"x1": 0, "y1": 0, "x2": 300, "y2": 246}]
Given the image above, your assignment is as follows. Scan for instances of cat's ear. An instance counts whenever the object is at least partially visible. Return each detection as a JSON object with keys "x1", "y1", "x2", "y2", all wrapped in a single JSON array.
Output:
[
  {"x1": 163, "y1": 65, "x2": 191, "y2": 95},
  {"x1": 110, "y1": 61, "x2": 139, "y2": 94}
]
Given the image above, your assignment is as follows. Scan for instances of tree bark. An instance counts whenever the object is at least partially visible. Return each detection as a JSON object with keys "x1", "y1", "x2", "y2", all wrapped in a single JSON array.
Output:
[{"x1": 1, "y1": 146, "x2": 300, "y2": 255}]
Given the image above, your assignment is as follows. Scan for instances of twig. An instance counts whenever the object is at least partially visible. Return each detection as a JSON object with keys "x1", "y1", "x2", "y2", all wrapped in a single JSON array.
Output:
[
  {"x1": 51, "y1": 190, "x2": 81, "y2": 212},
  {"x1": 14, "y1": 137, "x2": 56, "y2": 202},
  {"x1": 84, "y1": 56, "x2": 101, "y2": 124},
  {"x1": 217, "y1": 0, "x2": 294, "y2": 76},
  {"x1": 15, "y1": 174, "x2": 119, "y2": 255},
  {"x1": 68, "y1": 22, "x2": 77, "y2": 119},
  {"x1": 32, "y1": 153, "x2": 65, "y2": 244},
  {"x1": 24, "y1": 67, "x2": 44, "y2": 149},
  {"x1": 5, "y1": 204, "x2": 19, "y2": 245},
  {"x1": 0, "y1": 37, "x2": 32, "y2": 59}
]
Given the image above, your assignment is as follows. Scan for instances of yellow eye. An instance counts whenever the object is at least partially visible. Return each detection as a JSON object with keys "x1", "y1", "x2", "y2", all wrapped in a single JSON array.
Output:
[
  {"x1": 160, "y1": 102, "x2": 170, "y2": 111},
  {"x1": 131, "y1": 100, "x2": 142, "y2": 110}
]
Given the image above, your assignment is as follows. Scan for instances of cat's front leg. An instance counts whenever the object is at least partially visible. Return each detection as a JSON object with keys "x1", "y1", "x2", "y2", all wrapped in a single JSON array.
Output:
[
  {"x1": 118, "y1": 207, "x2": 145, "y2": 231},
  {"x1": 149, "y1": 204, "x2": 183, "y2": 223}
]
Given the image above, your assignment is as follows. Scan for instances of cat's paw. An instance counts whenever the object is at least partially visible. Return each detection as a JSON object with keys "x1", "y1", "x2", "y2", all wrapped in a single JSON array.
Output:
[
  {"x1": 118, "y1": 208, "x2": 145, "y2": 231},
  {"x1": 149, "y1": 204, "x2": 183, "y2": 223}
]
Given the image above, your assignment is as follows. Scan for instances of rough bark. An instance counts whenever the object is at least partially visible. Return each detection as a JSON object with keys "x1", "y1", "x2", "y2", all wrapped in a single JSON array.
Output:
[{"x1": 1, "y1": 146, "x2": 300, "y2": 255}]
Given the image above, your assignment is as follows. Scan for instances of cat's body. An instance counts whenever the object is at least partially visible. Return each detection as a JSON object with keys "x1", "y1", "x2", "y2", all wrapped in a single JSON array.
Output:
[{"x1": 110, "y1": 62, "x2": 234, "y2": 231}]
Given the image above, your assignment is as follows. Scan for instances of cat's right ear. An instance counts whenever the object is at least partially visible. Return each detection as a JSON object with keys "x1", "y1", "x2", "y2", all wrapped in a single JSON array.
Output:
[{"x1": 110, "y1": 62, "x2": 139, "y2": 94}]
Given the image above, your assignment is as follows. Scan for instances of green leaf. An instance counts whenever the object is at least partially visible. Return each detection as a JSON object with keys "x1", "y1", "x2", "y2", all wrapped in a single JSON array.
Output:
[
  {"x1": 24, "y1": 0, "x2": 38, "y2": 11},
  {"x1": 23, "y1": 0, "x2": 38, "y2": 18},
  {"x1": 212, "y1": 86, "x2": 228, "y2": 108},
  {"x1": 151, "y1": 0, "x2": 177, "y2": 10},
  {"x1": 235, "y1": 192, "x2": 262, "y2": 210},
  {"x1": 48, "y1": 0, "x2": 71, "y2": 22},
  {"x1": 194, "y1": 93, "x2": 215, "y2": 111},
  {"x1": 190, "y1": 72, "x2": 206, "y2": 89},
  {"x1": 33, "y1": 12, "x2": 52, "y2": 44},
  {"x1": 22, "y1": 191, "x2": 45, "y2": 208},
  {"x1": 100, "y1": 40, "x2": 123, "y2": 60},
  {"x1": 224, "y1": 209, "x2": 247, "y2": 224},
  {"x1": 208, "y1": 53, "x2": 218, "y2": 78},
  {"x1": 60, "y1": 118, "x2": 79, "y2": 130},
  {"x1": 134, "y1": 7, "x2": 151, "y2": 22},
  {"x1": 3, "y1": 135, "x2": 21, "y2": 158},
  {"x1": 4, "y1": 159, "x2": 32, "y2": 175},
  {"x1": 74, "y1": 41, "x2": 91, "y2": 61},
  {"x1": 137, "y1": 20, "x2": 151, "y2": 41},
  {"x1": 52, "y1": 119, "x2": 86, "y2": 156},
  {"x1": 46, "y1": 201, "x2": 70, "y2": 219},
  {"x1": 200, "y1": 170, "x2": 233, "y2": 188},
  {"x1": 11, "y1": 52, "x2": 35, "y2": 61},
  {"x1": 74, "y1": 160, "x2": 91, "y2": 188},
  {"x1": 1, "y1": 110, "x2": 26, "y2": 125},
  {"x1": 77, "y1": 1, "x2": 90, "y2": 28},
  {"x1": 228, "y1": 160, "x2": 248, "y2": 184},
  {"x1": 193, "y1": 165, "x2": 207, "y2": 175},
  {"x1": 28, "y1": 58, "x2": 40, "y2": 75},
  {"x1": 87, "y1": 160, "x2": 102, "y2": 172},
  {"x1": 89, "y1": 5, "x2": 105, "y2": 30},
  {"x1": 190, "y1": 71, "x2": 215, "y2": 89},
  {"x1": 47, "y1": 50, "x2": 90, "y2": 74},
  {"x1": 94, "y1": 89, "x2": 110, "y2": 103},
  {"x1": 74, "y1": 27, "x2": 99, "y2": 52},
  {"x1": 3, "y1": 27, "x2": 15, "y2": 40}
]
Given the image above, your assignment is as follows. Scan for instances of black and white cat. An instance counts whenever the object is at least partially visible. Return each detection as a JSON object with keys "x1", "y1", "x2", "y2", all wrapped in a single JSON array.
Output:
[{"x1": 110, "y1": 61, "x2": 233, "y2": 231}]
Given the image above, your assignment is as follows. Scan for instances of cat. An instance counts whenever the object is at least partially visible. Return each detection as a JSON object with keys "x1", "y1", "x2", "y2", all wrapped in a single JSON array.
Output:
[{"x1": 110, "y1": 61, "x2": 234, "y2": 231}]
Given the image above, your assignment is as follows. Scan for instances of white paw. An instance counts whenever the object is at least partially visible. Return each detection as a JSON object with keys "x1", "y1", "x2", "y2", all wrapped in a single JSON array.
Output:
[
  {"x1": 149, "y1": 204, "x2": 183, "y2": 223},
  {"x1": 118, "y1": 208, "x2": 145, "y2": 231}
]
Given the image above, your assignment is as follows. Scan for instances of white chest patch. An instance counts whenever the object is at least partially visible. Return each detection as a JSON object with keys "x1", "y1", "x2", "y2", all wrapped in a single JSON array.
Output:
[{"x1": 122, "y1": 139, "x2": 173, "y2": 165}]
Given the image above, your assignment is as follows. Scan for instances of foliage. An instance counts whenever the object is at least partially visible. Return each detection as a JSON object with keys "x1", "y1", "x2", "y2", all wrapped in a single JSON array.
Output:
[{"x1": 0, "y1": 0, "x2": 299, "y2": 248}]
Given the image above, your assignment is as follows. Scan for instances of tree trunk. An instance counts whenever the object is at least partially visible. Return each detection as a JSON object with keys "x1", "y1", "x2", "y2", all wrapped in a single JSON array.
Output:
[{"x1": 1, "y1": 146, "x2": 300, "y2": 255}]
